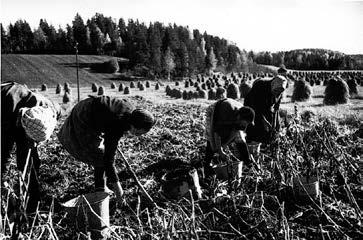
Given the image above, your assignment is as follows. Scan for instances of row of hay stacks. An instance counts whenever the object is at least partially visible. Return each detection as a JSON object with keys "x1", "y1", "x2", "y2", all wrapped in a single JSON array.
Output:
[
  {"x1": 291, "y1": 76, "x2": 358, "y2": 104},
  {"x1": 39, "y1": 70, "x2": 361, "y2": 105}
]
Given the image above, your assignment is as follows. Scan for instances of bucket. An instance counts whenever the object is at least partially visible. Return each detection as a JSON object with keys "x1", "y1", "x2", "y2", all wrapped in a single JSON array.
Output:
[
  {"x1": 213, "y1": 161, "x2": 243, "y2": 181},
  {"x1": 61, "y1": 191, "x2": 110, "y2": 236},
  {"x1": 162, "y1": 169, "x2": 202, "y2": 199},
  {"x1": 293, "y1": 176, "x2": 320, "y2": 199}
]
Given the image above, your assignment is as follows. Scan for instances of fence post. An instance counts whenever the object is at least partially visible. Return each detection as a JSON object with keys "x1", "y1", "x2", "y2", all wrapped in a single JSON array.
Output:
[{"x1": 75, "y1": 42, "x2": 80, "y2": 102}]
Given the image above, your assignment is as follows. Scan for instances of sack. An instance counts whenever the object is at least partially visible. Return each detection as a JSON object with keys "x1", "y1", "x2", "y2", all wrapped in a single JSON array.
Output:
[{"x1": 20, "y1": 106, "x2": 57, "y2": 142}]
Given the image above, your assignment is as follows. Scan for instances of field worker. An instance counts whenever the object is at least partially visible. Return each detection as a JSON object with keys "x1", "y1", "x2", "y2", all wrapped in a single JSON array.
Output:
[
  {"x1": 277, "y1": 64, "x2": 288, "y2": 76},
  {"x1": 57, "y1": 95, "x2": 155, "y2": 204},
  {"x1": 204, "y1": 98, "x2": 255, "y2": 173},
  {"x1": 244, "y1": 75, "x2": 288, "y2": 144},
  {"x1": 1, "y1": 81, "x2": 61, "y2": 213}
]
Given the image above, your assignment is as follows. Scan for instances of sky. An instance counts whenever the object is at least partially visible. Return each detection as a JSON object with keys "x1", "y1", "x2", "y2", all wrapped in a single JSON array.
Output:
[{"x1": 1, "y1": 0, "x2": 363, "y2": 54}]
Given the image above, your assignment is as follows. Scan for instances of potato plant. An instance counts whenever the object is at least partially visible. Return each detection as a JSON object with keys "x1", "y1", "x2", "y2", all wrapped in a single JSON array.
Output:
[{"x1": 1, "y1": 94, "x2": 362, "y2": 240}]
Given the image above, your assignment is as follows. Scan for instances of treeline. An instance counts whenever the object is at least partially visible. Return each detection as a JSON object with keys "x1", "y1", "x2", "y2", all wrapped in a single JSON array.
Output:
[
  {"x1": 1, "y1": 13, "x2": 260, "y2": 78},
  {"x1": 252, "y1": 49, "x2": 363, "y2": 70}
]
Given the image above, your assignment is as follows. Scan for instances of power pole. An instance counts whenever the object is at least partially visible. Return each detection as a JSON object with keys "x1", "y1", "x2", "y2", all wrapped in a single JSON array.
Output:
[{"x1": 75, "y1": 42, "x2": 80, "y2": 102}]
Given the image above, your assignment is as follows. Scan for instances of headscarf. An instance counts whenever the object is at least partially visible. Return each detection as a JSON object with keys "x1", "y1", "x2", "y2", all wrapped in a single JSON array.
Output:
[
  {"x1": 20, "y1": 106, "x2": 57, "y2": 142},
  {"x1": 271, "y1": 75, "x2": 288, "y2": 93},
  {"x1": 130, "y1": 108, "x2": 155, "y2": 130}
]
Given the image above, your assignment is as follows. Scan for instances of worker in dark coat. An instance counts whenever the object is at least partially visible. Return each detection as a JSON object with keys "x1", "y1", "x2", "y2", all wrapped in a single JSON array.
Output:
[
  {"x1": 244, "y1": 75, "x2": 288, "y2": 144},
  {"x1": 1, "y1": 82, "x2": 60, "y2": 213},
  {"x1": 277, "y1": 64, "x2": 288, "y2": 76},
  {"x1": 57, "y1": 95, "x2": 155, "y2": 203},
  {"x1": 204, "y1": 98, "x2": 255, "y2": 172}
]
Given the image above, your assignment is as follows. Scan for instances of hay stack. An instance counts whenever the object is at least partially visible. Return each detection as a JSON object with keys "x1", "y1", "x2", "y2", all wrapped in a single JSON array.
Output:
[
  {"x1": 309, "y1": 79, "x2": 315, "y2": 87},
  {"x1": 198, "y1": 90, "x2": 208, "y2": 99},
  {"x1": 184, "y1": 80, "x2": 189, "y2": 88},
  {"x1": 226, "y1": 83, "x2": 240, "y2": 99},
  {"x1": 208, "y1": 88, "x2": 216, "y2": 100},
  {"x1": 124, "y1": 86, "x2": 130, "y2": 94},
  {"x1": 130, "y1": 82, "x2": 135, "y2": 88},
  {"x1": 347, "y1": 79, "x2": 358, "y2": 96},
  {"x1": 63, "y1": 92, "x2": 71, "y2": 103},
  {"x1": 64, "y1": 82, "x2": 70, "y2": 93},
  {"x1": 291, "y1": 79, "x2": 312, "y2": 102},
  {"x1": 98, "y1": 86, "x2": 105, "y2": 95},
  {"x1": 216, "y1": 87, "x2": 226, "y2": 99},
  {"x1": 172, "y1": 89, "x2": 182, "y2": 99},
  {"x1": 146, "y1": 81, "x2": 150, "y2": 88},
  {"x1": 139, "y1": 83, "x2": 145, "y2": 91},
  {"x1": 182, "y1": 90, "x2": 189, "y2": 100},
  {"x1": 111, "y1": 82, "x2": 116, "y2": 89},
  {"x1": 155, "y1": 83, "x2": 160, "y2": 90},
  {"x1": 119, "y1": 83, "x2": 124, "y2": 92},
  {"x1": 92, "y1": 83, "x2": 98, "y2": 92},
  {"x1": 324, "y1": 78, "x2": 350, "y2": 105},
  {"x1": 201, "y1": 83, "x2": 206, "y2": 90},
  {"x1": 192, "y1": 91, "x2": 200, "y2": 99},
  {"x1": 41, "y1": 84, "x2": 47, "y2": 91},
  {"x1": 55, "y1": 83, "x2": 61, "y2": 94},
  {"x1": 188, "y1": 91, "x2": 194, "y2": 99},
  {"x1": 166, "y1": 85, "x2": 172, "y2": 96}
]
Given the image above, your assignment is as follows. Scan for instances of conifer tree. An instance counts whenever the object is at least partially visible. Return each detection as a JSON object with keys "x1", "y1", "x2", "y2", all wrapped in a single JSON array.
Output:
[
  {"x1": 205, "y1": 47, "x2": 217, "y2": 75},
  {"x1": 163, "y1": 47, "x2": 175, "y2": 80}
]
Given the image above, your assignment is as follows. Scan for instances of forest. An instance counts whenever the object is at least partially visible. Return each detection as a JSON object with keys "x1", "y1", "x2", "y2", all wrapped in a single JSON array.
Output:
[{"x1": 2, "y1": 13, "x2": 363, "y2": 80}]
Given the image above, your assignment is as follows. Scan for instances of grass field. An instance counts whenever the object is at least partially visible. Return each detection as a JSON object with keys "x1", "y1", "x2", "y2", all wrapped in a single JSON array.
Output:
[
  {"x1": 1, "y1": 55, "x2": 362, "y2": 239},
  {"x1": 1, "y1": 54, "x2": 123, "y2": 88}
]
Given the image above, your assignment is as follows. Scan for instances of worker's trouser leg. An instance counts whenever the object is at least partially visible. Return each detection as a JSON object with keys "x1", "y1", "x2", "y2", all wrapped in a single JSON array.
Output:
[
  {"x1": 94, "y1": 167, "x2": 106, "y2": 190},
  {"x1": 1, "y1": 127, "x2": 15, "y2": 179},
  {"x1": 14, "y1": 128, "x2": 41, "y2": 214}
]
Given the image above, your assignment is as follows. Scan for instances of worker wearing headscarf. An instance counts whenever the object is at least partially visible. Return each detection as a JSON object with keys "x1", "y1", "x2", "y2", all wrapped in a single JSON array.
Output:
[
  {"x1": 244, "y1": 75, "x2": 288, "y2": 144},
  {"x1": 1, "y1": 82, "x2": 60, "y2": 213}
]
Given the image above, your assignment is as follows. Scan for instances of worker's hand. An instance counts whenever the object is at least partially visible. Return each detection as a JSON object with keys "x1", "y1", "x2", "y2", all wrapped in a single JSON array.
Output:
[{"x1": 112, "y1": 181, "x2": 125, "y2": 204}]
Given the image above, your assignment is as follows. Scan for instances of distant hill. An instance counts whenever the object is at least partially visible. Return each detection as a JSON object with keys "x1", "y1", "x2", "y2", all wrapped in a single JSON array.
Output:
[
  {"x1": 349, "y1": 54, "x2": 363, "y2": 66},
  {"x1": 253, "y1": 48, "x2": 363, "y2": 70},
  {"x1": 1, "y1": 54, "x2": 123, "y2": 88}
]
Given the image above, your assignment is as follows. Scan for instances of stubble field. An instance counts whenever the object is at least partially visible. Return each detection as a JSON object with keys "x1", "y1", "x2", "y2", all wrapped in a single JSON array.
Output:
[{"x1": 2, "y1": 80, "x2": 362, "y2": 239}]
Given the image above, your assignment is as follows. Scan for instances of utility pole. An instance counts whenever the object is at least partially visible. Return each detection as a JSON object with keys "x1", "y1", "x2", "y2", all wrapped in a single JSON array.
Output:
[{"x1": 75, "y1": 42, "x2": 80, "y2": 102}]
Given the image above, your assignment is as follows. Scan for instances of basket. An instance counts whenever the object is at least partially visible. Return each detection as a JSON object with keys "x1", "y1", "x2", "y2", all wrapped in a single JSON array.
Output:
[
  {"x1": 213, "y1": 161, "x2": 243, "y2": 181},
  {"x1": 162, "y1": 169, "x2": 202, "y2": 199},
  {"x1": 293, "y1": 176, "x2": 320, "y2": 199},
  {"x1": 61, "y1": 191, "x2": 110, "y2": 235}
]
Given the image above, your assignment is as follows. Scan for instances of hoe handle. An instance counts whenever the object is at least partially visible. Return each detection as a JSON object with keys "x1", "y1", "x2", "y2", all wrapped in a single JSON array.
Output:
[{"x1": 117, "y1": 148, "x2": 158, "y2": 208}]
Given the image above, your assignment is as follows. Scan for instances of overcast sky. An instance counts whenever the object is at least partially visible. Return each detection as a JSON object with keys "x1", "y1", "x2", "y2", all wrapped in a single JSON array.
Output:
[{"x1": 1, "y1": 0, "x2": 363, "y2": 54}]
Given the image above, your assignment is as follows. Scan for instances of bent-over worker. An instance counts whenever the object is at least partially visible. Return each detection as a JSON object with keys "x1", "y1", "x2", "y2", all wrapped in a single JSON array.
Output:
[
  {"x1": 204, "y1": 98, "x2": 255, "y2": 173},
  {"x1": 1, "y1": 81, "x2": 60, "y2": 213},
  {"x1": 244, "y1": 75, "x2": 288, "y2": 144},
  {"x1": 57, "y1": 95, "x2": 155, "y2": 203}
]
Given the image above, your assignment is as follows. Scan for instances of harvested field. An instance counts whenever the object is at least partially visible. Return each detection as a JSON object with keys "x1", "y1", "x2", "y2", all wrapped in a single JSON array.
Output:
[{"x1": 1, "y1": 86, "x2": 362, "y2": 239}]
